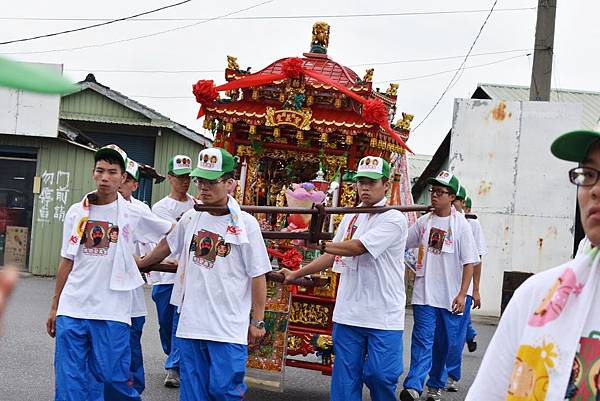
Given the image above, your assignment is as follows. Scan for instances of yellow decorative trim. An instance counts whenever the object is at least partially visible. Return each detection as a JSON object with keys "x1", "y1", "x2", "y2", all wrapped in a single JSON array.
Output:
[{"x1": 289, "y1": 301, "x2": 330, "y2": 328}]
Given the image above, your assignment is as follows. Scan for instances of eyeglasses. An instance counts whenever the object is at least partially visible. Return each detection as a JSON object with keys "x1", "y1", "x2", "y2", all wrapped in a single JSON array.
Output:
[
  {"x1": 569, "y1": 167, "x2": 600, "y2": 186},
  {"x1": 192, "y1": 177, "x2": 225, "y2": 186},
  {"x1": 429, "y1": 187, "x2": 451, "y2": 196}
]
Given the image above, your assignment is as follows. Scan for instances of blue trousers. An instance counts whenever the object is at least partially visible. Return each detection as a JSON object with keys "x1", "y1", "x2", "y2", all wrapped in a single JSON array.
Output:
[
  {"x1": 151, "y1": 284, "x2": 180, "y2": 370},
  {"x1": 178, "y1": 338, "x2": 248, "y2": 401},
  {"x1": 130, "y1": 316, "x2": 145, "y2": 394},
  {"x1": 54, "y1": 316, "x2": 140, "y2": 401},
  {"x1": 444, "y1": 296, "x2": 472, "y2": 383},
  {"x1": 403, "y1": 305, "x2": 462, "y2": 393},
  {"x1": 331, "y1": 323, "x2": 404, "y2": 401},
  {"x1": 466, "y1": 316, "x2": 477, "y2": 342}
]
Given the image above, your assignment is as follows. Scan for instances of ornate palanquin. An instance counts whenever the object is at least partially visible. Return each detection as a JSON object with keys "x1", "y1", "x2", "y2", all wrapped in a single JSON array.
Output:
[{"x1": 193, "y1": 22, "x2": 414, "y2": 376}]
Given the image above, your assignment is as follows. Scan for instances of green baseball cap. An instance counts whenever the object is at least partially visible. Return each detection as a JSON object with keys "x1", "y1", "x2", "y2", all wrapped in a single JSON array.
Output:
[
  {"x1": 354, "y1": 156, "x2": 390, "y2": 180},
  {"x1": 551, "y1": 130, "x2": 600, "y2": 162},
  {"x1": 426, "y1": 170, "x2": 460, "y2": 194},
  {"x1": 456, "y1": 185, "x2": 467, "y2": 200},
  {"x1": 465, "y1": 196, "x2": 472, "y2": 209},
  {"x1": 168, "y1": 154, "x2": 192, "y2": 176},
  {"x1": 190, "y1": 148, "x2": 237, "y2": 180},
  {"x1": 94, "y1": 144, "x2": 127, "y2": 170},
  {"x1": 125, "y1": 158, "x2": 140, "y2": 181}
]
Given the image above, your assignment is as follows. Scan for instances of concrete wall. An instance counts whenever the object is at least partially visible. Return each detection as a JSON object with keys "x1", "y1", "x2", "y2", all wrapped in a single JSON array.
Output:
[{"x1": 449, "y1": 99, "x2": 582, "y2": 316}]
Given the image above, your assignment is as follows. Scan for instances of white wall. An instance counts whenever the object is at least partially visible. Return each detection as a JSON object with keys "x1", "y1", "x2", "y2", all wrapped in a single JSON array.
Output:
[
  {"x1": 449, "y1": 99, "x2": 582, "y2": 316},
  {"x1": 0, "y1": 63, "x2": 62, "y2": 138}
]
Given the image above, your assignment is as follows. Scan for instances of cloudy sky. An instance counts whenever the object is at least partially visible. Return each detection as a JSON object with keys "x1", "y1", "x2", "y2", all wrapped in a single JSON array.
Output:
[{"x1": 0, "y1": 0, "x2": 595, "y2": 155}]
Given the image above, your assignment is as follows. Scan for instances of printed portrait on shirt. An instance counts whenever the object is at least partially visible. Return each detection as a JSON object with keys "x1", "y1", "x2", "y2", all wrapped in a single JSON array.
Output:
[
  {"x1": 566, "y1": 331, "x2": 600, "y2": 400},
  {"x1": 82, "y1": 220, "x2": 114, "y2": 256},
  {"x1": 108, "y1": 226, "x2": 119, "y2": 243},
  {"x1": 190, "y1": 230, "x2": 227, "y2": 268},
  {"x1": 428, "y1": 227, "x2": 446, "y2": 255},
  {"x1": 215, "y1": 240, "x2": 231, "y2": 258}
]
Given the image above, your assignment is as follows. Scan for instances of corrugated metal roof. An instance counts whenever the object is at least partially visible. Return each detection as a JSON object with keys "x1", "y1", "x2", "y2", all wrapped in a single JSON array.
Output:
[
  {"x1": 478, "y1": 83, "x2": 600, "y2": 129},
  {"x1": 60, "y1": 74, "x2": 211, "y2": 146}
]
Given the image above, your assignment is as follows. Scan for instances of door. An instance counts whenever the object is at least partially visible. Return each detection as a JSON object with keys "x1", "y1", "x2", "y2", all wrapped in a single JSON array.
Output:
[{"x1": 0, "y1": 151, "x2": 37, "y2": 270}]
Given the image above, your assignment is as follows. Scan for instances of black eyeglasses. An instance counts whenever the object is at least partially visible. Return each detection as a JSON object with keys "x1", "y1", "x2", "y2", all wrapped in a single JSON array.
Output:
[
  {"x1": 429, "y1": 187, "x2": 450, "y2": 196},
  {"x1": 193, "y1": 177, "x2": 225, "y2": 186},
  {"x1": 569, "y1": 167, "x2": 600, "y2": 186}
]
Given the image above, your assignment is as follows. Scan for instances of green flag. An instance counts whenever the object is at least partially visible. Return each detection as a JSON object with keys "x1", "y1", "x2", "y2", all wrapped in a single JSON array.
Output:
[{"x1": 0, "y1": 56, "x2": 78, "y2": 94}]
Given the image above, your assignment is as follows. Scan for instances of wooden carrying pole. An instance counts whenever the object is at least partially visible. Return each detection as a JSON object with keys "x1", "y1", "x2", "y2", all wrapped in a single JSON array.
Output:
[
  {"x1": 193, "y1": 203, "x2": 431, "y2": 242},
  {"x1": 140, "y1": 263, "x2": 328, "y2": 288}
]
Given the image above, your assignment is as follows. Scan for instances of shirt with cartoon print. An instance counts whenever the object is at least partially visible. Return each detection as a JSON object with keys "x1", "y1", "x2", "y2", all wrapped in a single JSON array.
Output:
[
  {"x1": 58, "y1": 200, "x2": 171, "y2": 325},
  {"x1": 166, "y1": 210, "x2": 271, "y2": 344}
]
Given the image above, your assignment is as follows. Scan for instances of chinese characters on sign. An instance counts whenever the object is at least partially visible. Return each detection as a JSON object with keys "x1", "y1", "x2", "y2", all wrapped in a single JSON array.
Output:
[{"x1": 37, "y1": 170, "x2": 70, "y2": 223}]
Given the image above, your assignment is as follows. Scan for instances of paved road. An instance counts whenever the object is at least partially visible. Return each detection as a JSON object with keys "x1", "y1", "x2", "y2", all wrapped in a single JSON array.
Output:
[{"x1": 0, "y1": 276, "x2": 498, "y2": 400}]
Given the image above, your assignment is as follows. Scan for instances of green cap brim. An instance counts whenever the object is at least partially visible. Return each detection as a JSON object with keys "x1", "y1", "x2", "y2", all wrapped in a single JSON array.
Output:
[
  {"x1": 126, "y1": 172, "x2": 139, "y2": 182},
  {"x1": 0, "y1": 56, "x2": 79, "y2": 94},
  {"x1": 427, "y1": 177, "x2": 454, "y2": 191},
  {"x1": 354, "y1": 171, "x2": 384, "y2": 180},
  {"x1": 190, "y1": 168, "x2": 224, "y2": 180},
  {"x1": 170, "y1": 168, "x2": 192, "y2": 176},
  {"x1": 95, "y1": 148, "x2": 126, "y2": 169},
  {"x1": 551, "y1": 130, "x2": 600, "y2": 162}
]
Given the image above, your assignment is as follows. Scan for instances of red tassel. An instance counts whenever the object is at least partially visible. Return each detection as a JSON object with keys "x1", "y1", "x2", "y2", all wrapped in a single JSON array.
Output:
[
  {"x1": 192, "y1": 80, "x2": 218, "y2": 119},
  {"x1": 281, "y1": 57, "x2": 304, "y2": 78}
]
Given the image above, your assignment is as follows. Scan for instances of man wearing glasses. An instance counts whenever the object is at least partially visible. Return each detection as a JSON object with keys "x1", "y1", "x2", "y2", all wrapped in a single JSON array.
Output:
[
  {"x1": 442, "y1": 185, "x2": 487, "y2": 393},
  {"x1": 400, "y1": 171, "x2": 479, "y2": 401},
  {"x1": 149, "y1": 154, "x2": 195, "y2": 388},
  {"x1": 282, "y1": 156, "x2": 408, "y2": 401},
  {"x1": 466, "y1": 130, "x2": 600, "y2": 400},
  {"x1": 137, "y1": 147, "x2": 270, "y2": 401}
]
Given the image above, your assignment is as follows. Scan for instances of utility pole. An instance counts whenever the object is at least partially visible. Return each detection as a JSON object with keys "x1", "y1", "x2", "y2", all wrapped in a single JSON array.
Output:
[{"x1": 529, "y1": 0, "x2": 557, "y2": 101}]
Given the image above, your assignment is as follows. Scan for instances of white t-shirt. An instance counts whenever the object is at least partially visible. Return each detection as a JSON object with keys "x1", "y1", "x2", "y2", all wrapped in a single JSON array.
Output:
[
  {"x1": 407, "y1": 213, "x2": 480, "y2": 311},
  {"x1": 466, "y1": 265, "x2": 600, "y2": 401},
  {"x1": 468, "y1": 217, "x2": 488, "y2": 257},
  {"x1": 150, "y1": 194, "x2": 196, "y2": 285},
  {"x1": 332, "y1": 209, "x2": 408, "y2": 330},
  {"x1": 166, "y1": 210, "x2": 271, "y2": 345},
  {"x1": 130, "y1": 197, "x2": 154, "y2": 318},
  {"x1": 58, "y1": 200, "x2": 171, "y2": 325}
]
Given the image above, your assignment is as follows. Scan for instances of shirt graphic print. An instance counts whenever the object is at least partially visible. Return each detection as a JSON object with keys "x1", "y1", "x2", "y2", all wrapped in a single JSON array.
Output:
[
  {"x1": 428, "y1": 227, "x2": 446, "y2": 255},
  {"x1": 566, "y1": 330, "x2": 600, "y2": 400},
  {"x1": 81, "y1": 220, "x2": 118, "y2": 256},
  {"x1": 189, "y1": 229, "x2": 231, "y2": 268}
]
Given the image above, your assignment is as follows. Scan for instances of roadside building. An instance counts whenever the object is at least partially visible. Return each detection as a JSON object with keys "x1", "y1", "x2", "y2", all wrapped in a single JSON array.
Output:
[{"x1": 0, "y1": 70, "x2": 210, "y2": 275}]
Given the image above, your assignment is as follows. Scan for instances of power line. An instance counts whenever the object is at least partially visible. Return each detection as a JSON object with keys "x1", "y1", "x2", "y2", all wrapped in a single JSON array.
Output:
[
  {"x1": 65, "y1": 68, "x2": 223, "y2": 74},
  {"x1": 63, "y1": 48, "x2": 531, "y2": 74},
  {"x1": 0, "y1": 7, "x2": 536, "y2": 22},
  {"x1": 373, "y1": 53, "x2": 530, "y2": 84},
  {"x1": 0, "y1": 0, "x2": 274, "y2": 55},
  {"x1": 128, "y1": 53, "x2": 529, "y2": 99},
  {"x1": 0, "y1": 0, "x2": 191, "y2": 46},
  {"x1": 348, "y1": 48, "x2": 531, "y2": 67},
  {"x1": 412, "y1": 0, "x2": 499, "y2": 132}
]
